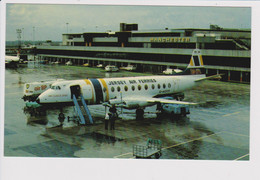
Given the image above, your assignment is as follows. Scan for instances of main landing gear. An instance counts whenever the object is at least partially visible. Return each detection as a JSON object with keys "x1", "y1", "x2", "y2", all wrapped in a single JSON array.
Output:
[{"x1": 136, "y1": 108, "x2": 144, "y2": 120}]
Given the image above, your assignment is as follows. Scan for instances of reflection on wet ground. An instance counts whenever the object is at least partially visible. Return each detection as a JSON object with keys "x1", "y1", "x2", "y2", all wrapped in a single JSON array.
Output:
[{"x1": 4, "y1": 65, "x2": 250, "y2": 160}]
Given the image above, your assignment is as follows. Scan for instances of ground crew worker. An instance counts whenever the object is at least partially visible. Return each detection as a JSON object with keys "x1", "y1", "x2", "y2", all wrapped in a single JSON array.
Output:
[
  {"x1": 104, "y1": 112, "x2": 109, "y2": 130},
  {"x1": 109, "y1": 105, "x2": 117, "y2": 130}
]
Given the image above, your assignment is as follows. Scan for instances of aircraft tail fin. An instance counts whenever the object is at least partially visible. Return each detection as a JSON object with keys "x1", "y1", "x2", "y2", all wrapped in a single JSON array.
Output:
[{"x1": 180, "y1": 49, "x2": 205, "y2": 75}]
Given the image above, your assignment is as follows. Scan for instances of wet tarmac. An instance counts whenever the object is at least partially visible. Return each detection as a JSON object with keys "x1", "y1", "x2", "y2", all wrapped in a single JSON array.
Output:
[{"x1": 4, "y1": 64, "x2": 250, "y2": 160}]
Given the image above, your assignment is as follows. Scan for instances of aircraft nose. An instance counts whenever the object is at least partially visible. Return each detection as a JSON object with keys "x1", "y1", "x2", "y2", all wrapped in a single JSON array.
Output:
[{"x1": 36, "y1": 98, "x2": 40, "y2": 104}]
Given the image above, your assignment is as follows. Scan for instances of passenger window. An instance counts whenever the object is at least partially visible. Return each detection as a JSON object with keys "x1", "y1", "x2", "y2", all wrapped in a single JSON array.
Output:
[
  {"x1": 138, "y1": 85, "x2": 142, "y2": 91},
  {"x1": 124, "y1": 86, "x2": 128, "y2": 91},
  {"x1": 117, "y1": 86, "x2": 121, "y2": 92},
  {"x1": 158, "y1": 84, "x2": 161, "y2": 89},
  {"x1": 152, "y1": 84, "x2": 155, "y2": 89},
  {"x1": 163, "y1": 83, "x2": 166, "y2": 89},
  {"x1": 132, "y1": 85, "x2": 135, "y2": 91},
  {"x1": 168, "y1": 83, "x2": 171, "y2": 88},
  {"x1": 111, "y1": 87, "x2": 115, "y2": 92},
  {"x1": 144, "y1": 84, "x2": 148, "y2": 90}
]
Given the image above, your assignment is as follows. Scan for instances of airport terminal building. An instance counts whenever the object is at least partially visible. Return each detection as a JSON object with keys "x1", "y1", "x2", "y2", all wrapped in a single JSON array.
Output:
[{"x1": 35, "y1": 23, "x2": 251, "y2": 82}]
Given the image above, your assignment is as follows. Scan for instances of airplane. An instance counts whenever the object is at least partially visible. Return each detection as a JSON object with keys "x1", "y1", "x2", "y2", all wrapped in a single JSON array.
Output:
[
  {"x1": 36, "y1": 49, "x2": 221, "y2": 119},
  {"x1": 5, "y1": 51, "x2": 21, "y2": 67}
]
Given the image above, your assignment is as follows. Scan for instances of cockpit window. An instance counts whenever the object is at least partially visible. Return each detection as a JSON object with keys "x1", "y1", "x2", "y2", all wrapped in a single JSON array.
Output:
[{"x1": 51, "y1": 85, "x2": 61, "y2": 90}]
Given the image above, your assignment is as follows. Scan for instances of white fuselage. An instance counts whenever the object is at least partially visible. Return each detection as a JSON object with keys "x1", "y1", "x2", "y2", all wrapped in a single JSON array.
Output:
[
  {"x1": 5, "y1": 55, "x2": 20, "y2": 63},
  {"x1": 37, "y1": 74, "x2": 205, "y2": 107}
]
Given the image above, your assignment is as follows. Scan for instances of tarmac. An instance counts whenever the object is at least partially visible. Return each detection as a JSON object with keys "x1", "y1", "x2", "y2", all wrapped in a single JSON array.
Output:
[{"x1": 3, "y1": 64, "x2": 250, "y2": 160}]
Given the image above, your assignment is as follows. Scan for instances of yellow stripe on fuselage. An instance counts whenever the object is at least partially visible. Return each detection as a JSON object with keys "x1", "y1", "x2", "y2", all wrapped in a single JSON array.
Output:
[
  {"x1": 199, "y1": 55, "x2": 204, "y2": 66},
  {"x1": 99, "y1": 78, "x2": 109, "y2": 101},
  {"x1": 84, "y1": 79, "x2": 95, "y2": 104},
  {"x1": 190, "y1": 57, "x2": 194, "y2": 66}
]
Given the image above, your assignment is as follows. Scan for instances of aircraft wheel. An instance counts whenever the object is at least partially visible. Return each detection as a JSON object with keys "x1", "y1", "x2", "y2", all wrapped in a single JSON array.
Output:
[
  {"x1": 155, "y1": 152, "x2": 161, "y2": 159},
  {"x1": 58, "y1": 112, "x2": 65, "y2": 124},
  {"x1": 171, "y1": 111, "x2": 176, "y2": 120},
  {"x1": 181, "y1": 108, "x2": 187, "y2": 117},
  {"x1": 156, "y1": 113, "x2": 163, "y2": 119}
]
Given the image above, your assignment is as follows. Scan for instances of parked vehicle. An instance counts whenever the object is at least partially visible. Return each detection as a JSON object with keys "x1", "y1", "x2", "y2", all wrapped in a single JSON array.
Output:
[
  {"x1": 163, "y1": 68, "x2": 183, "y2": 75},
  {"x1": 65, "y1": 61, "x2": 73, "y2": 66},
  {"x1": 96, "y1": 64, "x2": 104, "y2": 68},
  {"x1": 83, "y1": 63, "x2": 90, "y2": 67},
  {"x1": 161, "y1": 103, "x2": 190, "y2": 116},
  {"x1": 120, "y1": 65, "x2": 137, "y2": 71},
  {"x1": 105, "y1": 65, "x2": 119, "y2": 72}
]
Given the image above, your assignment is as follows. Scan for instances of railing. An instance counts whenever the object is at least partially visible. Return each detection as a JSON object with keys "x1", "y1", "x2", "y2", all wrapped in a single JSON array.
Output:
[
  {"x1": 72, "y1": 95, "x2": 86, "y2": 125},
  {"x1": 80, "y1": 95, "x2": 93, "y2": 124}
]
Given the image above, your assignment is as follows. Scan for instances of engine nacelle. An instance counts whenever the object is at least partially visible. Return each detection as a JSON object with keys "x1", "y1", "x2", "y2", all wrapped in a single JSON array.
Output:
[
  {"x1": 123, "y1": 100, "x2": 152, "y2": 109},
  {"x1": 108, "y1": 99, "x2": 124, "y2": 105},
  {"x1": 108, "y1": 99, "x2": 153, "y2": 109}
]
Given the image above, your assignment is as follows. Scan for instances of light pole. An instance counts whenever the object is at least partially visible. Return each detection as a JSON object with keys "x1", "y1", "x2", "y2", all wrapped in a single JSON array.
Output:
[
  {"x1": 21, "y1": 28, "x2": 24, "y2": 45},
  {"x1": 16, "y1": 29, "x2": 22, "y2": 49},
  {"x1": 33, "y1": 26, "x2": 35, "y2": 46}
]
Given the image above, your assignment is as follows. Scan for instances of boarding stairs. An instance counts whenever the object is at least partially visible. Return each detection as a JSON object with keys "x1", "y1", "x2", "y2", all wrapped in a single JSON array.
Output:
[
  {"x1": 72, "y1": 94, "x2": 93, "y2": 125},
  {"x1": 231, "y1": 39, "x2": 249, "y2": 50}
]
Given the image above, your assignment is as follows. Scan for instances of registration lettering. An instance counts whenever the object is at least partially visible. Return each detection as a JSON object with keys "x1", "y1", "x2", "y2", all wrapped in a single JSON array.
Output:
[{"x1": 159, "y1": 90, "x2": 170, "y2": 94}]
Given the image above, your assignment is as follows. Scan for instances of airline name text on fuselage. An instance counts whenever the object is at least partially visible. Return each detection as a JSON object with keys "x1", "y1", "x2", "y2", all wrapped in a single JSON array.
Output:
[{"x1": 107, "y1": 79, "x2": 157, "y2": 86}]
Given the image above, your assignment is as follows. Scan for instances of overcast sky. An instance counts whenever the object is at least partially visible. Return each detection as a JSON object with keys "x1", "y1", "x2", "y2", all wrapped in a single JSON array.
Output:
[{"x1": 5, "y1": 3, "x2": 251, "y2": 41}]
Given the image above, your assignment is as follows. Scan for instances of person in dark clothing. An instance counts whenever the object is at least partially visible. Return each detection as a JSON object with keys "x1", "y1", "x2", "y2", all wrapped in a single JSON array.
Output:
[
  {"x1": 110, "y1": 114, "x2": 115, "y2": 130},
  {"x1": 109, "y1": 105, "x2": 117, "y2": 130},
  {"x1": 104, "y1": 112, "x2": 109, "y2": 130},
  {"x1": 109, "y1": 105, "x2": 117, "y2": 114},
  {"x1": 105, "y1": 118, "x2": 109, "y2": 130}
]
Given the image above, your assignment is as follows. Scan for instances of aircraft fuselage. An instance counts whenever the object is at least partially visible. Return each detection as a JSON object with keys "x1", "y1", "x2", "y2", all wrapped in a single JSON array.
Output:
[{"x1": 37, "y1": 74, "x2": 205, "y2": 108}]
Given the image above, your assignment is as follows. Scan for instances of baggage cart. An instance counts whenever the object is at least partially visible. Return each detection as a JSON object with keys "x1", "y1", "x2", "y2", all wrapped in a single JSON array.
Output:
[{"x1": 133, "y1": 138, "x2": 162, "y2": 159}]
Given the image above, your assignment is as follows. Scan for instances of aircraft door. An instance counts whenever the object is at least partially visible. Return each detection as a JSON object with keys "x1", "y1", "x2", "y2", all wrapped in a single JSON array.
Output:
[{"x1": 70, "y1": 85, "x2": 81, "y2": 99}]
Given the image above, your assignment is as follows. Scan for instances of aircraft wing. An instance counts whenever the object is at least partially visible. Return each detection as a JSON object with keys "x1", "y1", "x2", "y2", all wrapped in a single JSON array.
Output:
[
  {"x1": 146, "y1": 97, "x2": 197, "y2": 105},
  {"x1": 105, "y1": 96, "x2": 197, "y2": 109},
  {"x1": 195, "y1": 74, "x2": 222, "y2": 82}
]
